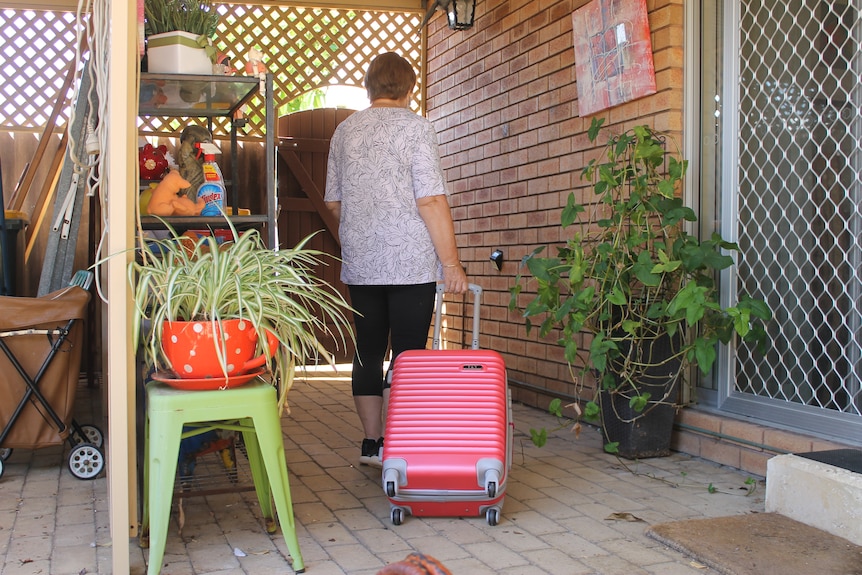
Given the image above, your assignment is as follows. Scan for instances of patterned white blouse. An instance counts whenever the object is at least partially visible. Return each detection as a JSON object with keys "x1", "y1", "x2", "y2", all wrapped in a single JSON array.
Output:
[{"x1": 325, "y1": 107, "x2": 448, "y2": 285}]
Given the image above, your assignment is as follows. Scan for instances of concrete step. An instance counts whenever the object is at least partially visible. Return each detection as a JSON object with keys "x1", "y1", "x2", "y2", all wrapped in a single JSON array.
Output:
[{"x1": 766, "y1": 450, "x2": 862, "y2": 546}]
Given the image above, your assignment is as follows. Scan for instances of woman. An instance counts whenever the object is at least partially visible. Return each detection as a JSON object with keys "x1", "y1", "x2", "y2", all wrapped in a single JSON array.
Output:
[{"x1": 325, "y1": 52, "x2": 468, "y2": 467}]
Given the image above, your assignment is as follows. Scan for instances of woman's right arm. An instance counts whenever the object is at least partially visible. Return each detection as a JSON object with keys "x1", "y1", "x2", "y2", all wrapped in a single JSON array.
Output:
[{"x1": 416, "y1": 194, "x2": 468, "y2": 294}]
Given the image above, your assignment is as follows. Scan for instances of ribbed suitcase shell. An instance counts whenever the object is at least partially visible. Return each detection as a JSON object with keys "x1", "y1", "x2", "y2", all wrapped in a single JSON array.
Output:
[{"x1": 383, "y1": 348, "x2": 509, "y2": 525}]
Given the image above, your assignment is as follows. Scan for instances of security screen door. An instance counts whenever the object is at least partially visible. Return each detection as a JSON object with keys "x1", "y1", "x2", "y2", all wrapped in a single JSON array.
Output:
[{"x1": 702, "y1": 0, "x2": 862, "y2": 440}]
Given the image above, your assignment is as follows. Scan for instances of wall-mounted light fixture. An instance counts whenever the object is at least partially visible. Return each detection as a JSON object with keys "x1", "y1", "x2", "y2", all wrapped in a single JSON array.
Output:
[
  {"x1": 490, "y1": 249, "x2": 504, "y2": 271},
  {"x1": 447, "y1": 0, "x2": 477, "y2": 30}
]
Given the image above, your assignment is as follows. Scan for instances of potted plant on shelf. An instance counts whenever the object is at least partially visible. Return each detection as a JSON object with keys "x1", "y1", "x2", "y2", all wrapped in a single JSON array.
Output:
[
  {"x1": 144, "y1": 0, "x2": 220, "y2": 75},
  {"x1": 510, "y1": 118, "x2": 771, "y2": 458},
  {"x1": 125, "y1": 219, "x2": 354, "y2": 409}
]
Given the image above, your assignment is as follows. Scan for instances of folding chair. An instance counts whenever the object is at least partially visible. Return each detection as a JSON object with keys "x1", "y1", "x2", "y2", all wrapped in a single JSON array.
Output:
[{"x1": 0, "y1": 270, "x2": 105, "y2": 479}]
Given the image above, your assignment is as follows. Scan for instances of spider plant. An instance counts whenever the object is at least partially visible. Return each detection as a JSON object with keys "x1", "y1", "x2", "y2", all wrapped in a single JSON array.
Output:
[
  {"x1": 125, "y1": 217, "x2": 354, "y2": 408},
  {"x1": 144, "y1": 0, "x2": 220, "y2": 38}
]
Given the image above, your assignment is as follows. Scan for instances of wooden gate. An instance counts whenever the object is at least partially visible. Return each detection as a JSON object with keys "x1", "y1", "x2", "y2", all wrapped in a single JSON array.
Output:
[{"x1": 276, "y1": 108, "x2": 355, "y2": 364}]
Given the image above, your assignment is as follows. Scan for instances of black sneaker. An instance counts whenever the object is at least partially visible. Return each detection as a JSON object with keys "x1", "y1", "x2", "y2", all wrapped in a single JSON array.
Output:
[
  {"x1": 359, "y1": 438, "x2": 382, "y2": 468},
  {"x1": 377, "y1": 436, "x2": 384, "y2": 461}
]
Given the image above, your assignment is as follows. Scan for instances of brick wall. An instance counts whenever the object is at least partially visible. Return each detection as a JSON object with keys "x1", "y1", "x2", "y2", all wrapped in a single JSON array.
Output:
[
  {"x1": 421, "y1": 0, "x2": 858, "y2": 476},
  {"x1": 424, "y1": 0, "x2": 685, "y2": 405}
]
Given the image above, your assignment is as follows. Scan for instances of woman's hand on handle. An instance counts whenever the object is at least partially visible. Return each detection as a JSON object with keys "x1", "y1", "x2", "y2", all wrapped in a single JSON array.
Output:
[{"x1": 442, "y1": 263, "x2": 468, "y2": 294}]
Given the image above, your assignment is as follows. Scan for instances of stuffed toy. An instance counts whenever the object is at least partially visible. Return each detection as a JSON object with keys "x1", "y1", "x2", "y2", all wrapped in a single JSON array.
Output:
[
  {"x1": 139, "y1": 143, "x2": 169, "y2": 180},
  {"x1": 245, "y1": 47, "x2": 266, "y2": 76},
  {"x1": 146, "y1": 170, "x2": 204, "y2": 216}
]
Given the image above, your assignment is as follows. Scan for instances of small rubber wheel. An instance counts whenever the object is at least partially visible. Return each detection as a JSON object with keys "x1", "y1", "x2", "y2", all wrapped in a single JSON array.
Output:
[
  {"x1": 386, "y1": 481, "x2": 396, "y2": 497},
  {"x1": 487, "y1": 481, "x2": 496, "y2": 498},
  {"x1": 0, "y1": 447, "x2": 12, "y2": 460},
  {"x1": 486, "y1": 507, "x2": 499, "y2": 526},
  {"x1": 68, "y1": 443, "x2": 104, "y2": 480},
  {"x1": 391, "y1": 507, "x2": 403, "y2": 526},
  {"x1": 78, "y1": 424, "x2": 104, "y2": 448},
  {"x1": 0, "y1": 457, "x2": 4, "y2": 479}
]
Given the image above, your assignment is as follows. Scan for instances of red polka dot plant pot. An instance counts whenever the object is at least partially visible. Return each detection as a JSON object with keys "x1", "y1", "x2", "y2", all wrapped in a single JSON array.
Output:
[{"x1": 160, "y1": 319, "x2": 277, "y2": 379}]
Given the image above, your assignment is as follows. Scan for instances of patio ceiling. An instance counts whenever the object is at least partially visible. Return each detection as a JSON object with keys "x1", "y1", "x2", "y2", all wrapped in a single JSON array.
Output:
[{"x1": 0, "y1": 0, "x2": 424, "y2": 12}]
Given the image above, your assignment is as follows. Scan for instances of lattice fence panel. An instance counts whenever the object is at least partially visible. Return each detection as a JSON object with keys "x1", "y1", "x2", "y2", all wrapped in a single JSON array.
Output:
[
  {"x1": 0, "y1": 7, "x2": 421, "y2": 137},
  {"x1": 0, "y1": 9, "x2": 83, "y2": 130},
  {"x1": 139, "y1": 6, "x2": 423, "y2": 138}
]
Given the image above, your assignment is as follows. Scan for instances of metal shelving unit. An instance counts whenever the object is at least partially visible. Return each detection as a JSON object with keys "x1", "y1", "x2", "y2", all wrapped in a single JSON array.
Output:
[{"x1": 138, "y1": 73, "x2": 276, "y2": 247}]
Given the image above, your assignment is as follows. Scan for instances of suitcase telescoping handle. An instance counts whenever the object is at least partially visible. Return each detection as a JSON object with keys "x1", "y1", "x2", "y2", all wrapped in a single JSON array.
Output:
[{"x1": 432, "y1": 282, "x2": 482, "y2": 351}]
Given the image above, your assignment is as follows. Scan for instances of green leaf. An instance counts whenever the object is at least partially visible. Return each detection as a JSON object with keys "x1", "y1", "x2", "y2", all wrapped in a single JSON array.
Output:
[
  {"x1": 669, "y1": 157, "x2": 688, "y2": 179},
  {"x1": 731, "y1": 307, "x2": 752, "y2": 338},
  {"x1": 651, "y1": 249, "x2": 682, "y2": 274},
  {"x1": 657, "y1": 178, "x2": 676, "y2": 198},
  {"x1": 743, "y1": 295, "x2": 773, "y2": 320},
  {"x1": 608, "y1": 286, "x2": 627, "y2": 306},
  {"x1": 668, "y1": 281, "x2": 708, "y2": 325},
  {"x1": 507, "y1": 284, "x2": 522, "y2": 311},
  {"x1": 633, "y1": 251, "x2": 661, "y2": 286},
  {"x1": 600, "y1": 371, "x2": 616, "y2": 390},
  {"x1": 604, "y1": 441, "x2": 620, "y2": 454},
  {"x1": 548, "y1": 398, "x2": 563, "y2": 418},
  {"x1": 563, "y1": 337, "x2": 580, "y2": 364},
  {"x1": 694, "y1": 337, "x2": 718, "y2": 373},
  {"x1": 712, "y1": 232, "x2": 739, "y2": 251},
  {"x1": 587, "y1": 117, "x2": 605, "y2": 142},
  {"x1": 525, "y1": 256, "x2": 560, "y2": 283},
  {"x1": 561, "y1": 193, "x2": 585, "y2": 227},
  {"x1": 589, "y1": 333, "x2": 617, "y2": 372},
  {"x1": 584, "y1": 401, "x2": 600, "y2": 420},
  {"x1": 530, "y1": 427, "x2": 548, "y2": 447},
  {"x1": 658, "y1": 197, "x2": 697, "y2": 224},
  {"x1": 629, "y1": 392, "x2": 651, "y2": 412}
]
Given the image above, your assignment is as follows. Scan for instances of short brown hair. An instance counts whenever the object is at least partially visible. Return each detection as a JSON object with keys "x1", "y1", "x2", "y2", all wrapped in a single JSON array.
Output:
[{"x1": 364, "y1": 52, "x2": 416, "y2": 101}]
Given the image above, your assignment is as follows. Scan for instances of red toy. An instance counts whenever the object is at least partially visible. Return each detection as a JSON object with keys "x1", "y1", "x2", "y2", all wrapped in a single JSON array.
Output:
[{"x1": 139, "y1": 144, "x2": 169, "y2": 180}]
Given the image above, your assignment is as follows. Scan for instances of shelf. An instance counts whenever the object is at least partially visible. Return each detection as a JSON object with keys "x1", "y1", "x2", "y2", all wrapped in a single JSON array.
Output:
[
  {"x1": 139, "y1": 73, "x2": 261, "y2": 117},
  {"x1": 139, "y1": 215, "x2": 269, "y2": 232}
]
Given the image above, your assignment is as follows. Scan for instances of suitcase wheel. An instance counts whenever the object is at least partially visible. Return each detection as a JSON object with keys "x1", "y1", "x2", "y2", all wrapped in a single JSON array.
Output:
[
  {"x1": 391, "y1": 507, "x2": 404, "y2": 526},
  {"x1": 486, "y1": 507, "x2": 499, "y2": 526},
  {"x1": 0, "y1": 457, "x2": 4, "y2": 479},
  {"x1": 386, "y1": 480, "x2": 397, "y2": 497},
  {"x1": 487, "y1": 481, "x2": 496, "y2": 498}
]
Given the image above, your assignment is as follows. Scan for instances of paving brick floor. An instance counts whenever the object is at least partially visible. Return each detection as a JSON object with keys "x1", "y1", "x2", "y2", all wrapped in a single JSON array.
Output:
[{"x1": 0, "y1": 368, "x2": 767, "y2": 574}]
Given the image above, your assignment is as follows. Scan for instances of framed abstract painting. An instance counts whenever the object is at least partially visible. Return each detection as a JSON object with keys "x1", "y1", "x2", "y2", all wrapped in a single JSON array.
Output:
[{"x1": 571, "y1": 0, "x2": 656, "y2": 116}]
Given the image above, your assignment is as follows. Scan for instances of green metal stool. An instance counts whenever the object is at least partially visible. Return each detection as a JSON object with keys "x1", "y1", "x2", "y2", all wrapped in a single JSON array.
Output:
[{"x1": 140, "y1": 378, "x2": 304, "y2": 574}]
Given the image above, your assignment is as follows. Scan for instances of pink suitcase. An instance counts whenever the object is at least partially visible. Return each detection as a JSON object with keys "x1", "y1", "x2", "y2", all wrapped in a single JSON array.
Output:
[{"x1": 382, "y1": 284, "x2": 511, "y2": 526}]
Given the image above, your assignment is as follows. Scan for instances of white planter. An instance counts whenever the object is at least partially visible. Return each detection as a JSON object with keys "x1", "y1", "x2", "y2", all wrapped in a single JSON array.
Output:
[{"x1": 147, "y1": 31, "x2": 213, "y2": 75}]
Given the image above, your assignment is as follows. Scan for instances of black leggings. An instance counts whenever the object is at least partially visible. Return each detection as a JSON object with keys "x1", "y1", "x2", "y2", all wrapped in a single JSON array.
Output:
[{"x1": 348, "y1": 283, "x2": 436, "y2": 396}]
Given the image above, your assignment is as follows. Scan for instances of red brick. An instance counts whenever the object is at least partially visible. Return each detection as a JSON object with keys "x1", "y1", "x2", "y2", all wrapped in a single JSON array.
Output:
[
  {"x1": 700, "y1": 437, "x2": 742, "y2": 469},
  {"x1": 677, "y1": 409, "x2": 722, "y2": 434},
  {"x1": 739, "y1": 449, "x2": 770, "y2": 478}
]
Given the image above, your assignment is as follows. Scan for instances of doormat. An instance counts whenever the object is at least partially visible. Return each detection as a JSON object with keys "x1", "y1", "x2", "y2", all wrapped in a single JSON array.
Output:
[{"x1": 646, "y1": 512, "x2": 862, "y2": 575}]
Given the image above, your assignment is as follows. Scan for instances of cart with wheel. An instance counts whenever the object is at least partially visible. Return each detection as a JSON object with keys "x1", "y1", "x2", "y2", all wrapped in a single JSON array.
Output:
[{"x1": 0, "y1": 271, "x2": 104, "y2": 480}]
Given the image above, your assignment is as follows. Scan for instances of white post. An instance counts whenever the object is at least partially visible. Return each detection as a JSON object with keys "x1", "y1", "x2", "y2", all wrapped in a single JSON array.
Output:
[{"x1": 106, "y1": 0, "x2": 138, "y2": 573}]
